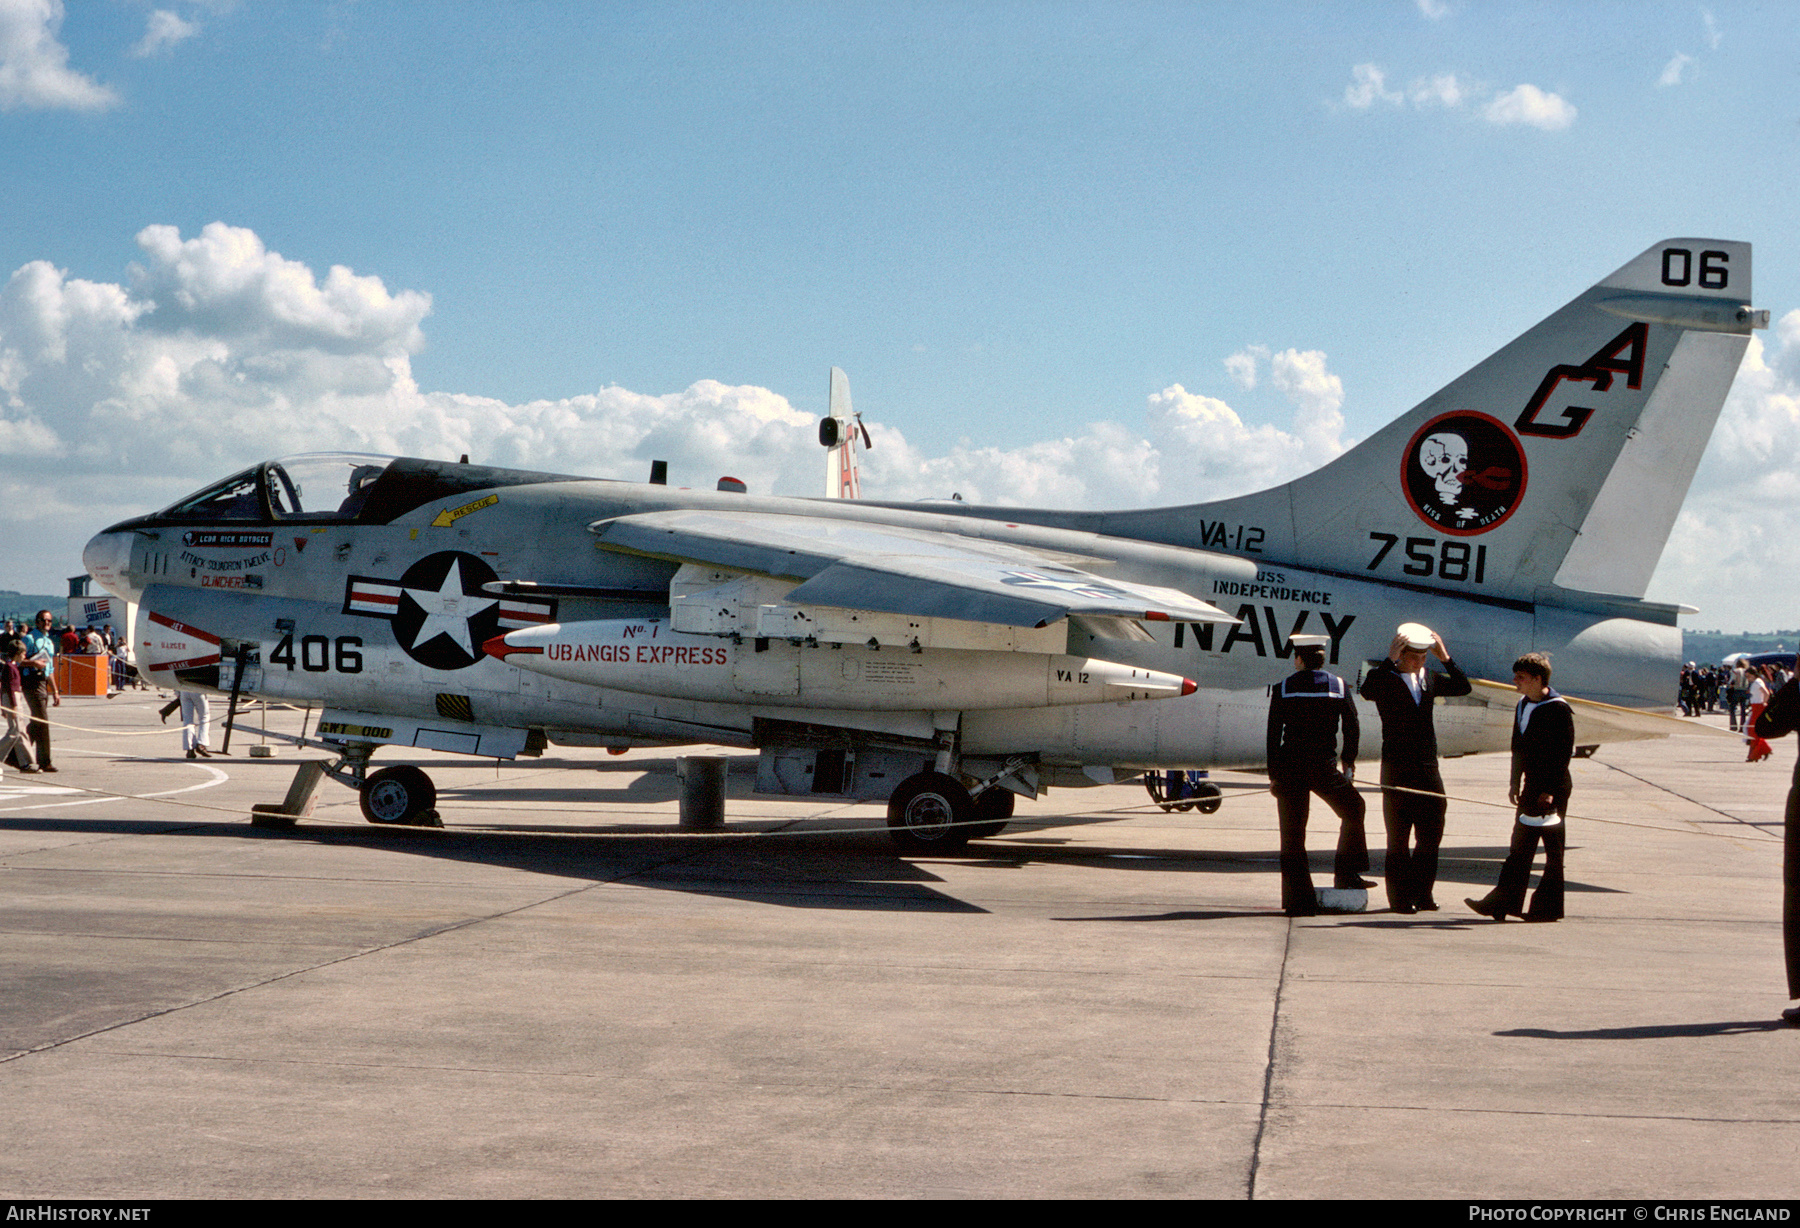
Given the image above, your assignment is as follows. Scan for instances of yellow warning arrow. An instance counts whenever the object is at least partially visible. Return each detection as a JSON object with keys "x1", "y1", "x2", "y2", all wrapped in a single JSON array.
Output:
[{"x1": 431, "y1": 493, "x2": 498, "y2": 528}]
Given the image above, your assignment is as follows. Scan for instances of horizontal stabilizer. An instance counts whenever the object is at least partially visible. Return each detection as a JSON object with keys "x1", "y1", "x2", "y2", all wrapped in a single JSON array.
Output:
[{"x1": 1462, "y1": 677, "x2": 1728, "y2": 746}]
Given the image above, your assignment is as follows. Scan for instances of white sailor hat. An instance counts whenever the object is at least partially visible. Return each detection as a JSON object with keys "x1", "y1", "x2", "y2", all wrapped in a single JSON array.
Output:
[
  {"x1": 1396, "y1": 622, "x2": 1435, "y2": 650},
  {"x1": 1289, "y1": 634, "x2": 1332, "y2": 648}
]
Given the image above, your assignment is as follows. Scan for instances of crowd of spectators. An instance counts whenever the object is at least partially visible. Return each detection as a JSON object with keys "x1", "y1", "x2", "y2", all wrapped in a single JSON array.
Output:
[
  {"x1": 1679, "y1": 659, "x2": 1792, "y2": 724},
  {"x1": 0, "y1": 616, "x2": 138, "y2": 695}
]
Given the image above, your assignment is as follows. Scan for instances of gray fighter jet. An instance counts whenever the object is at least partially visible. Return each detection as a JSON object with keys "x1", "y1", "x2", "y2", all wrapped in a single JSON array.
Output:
[{"x1": 83, "y1": 238, "x2": 1766, "y2": 847}]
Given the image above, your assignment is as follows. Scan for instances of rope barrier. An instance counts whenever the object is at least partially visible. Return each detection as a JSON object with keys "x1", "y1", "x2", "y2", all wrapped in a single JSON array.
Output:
[
  {"x1": 0, "y1": 756, "x2": 1777, "y2": 846},
  {"x1": 10, "y1": 697, "x2": 290, "y2": 739},
  {"x1": 8, "y1": 703, "x2": 1777, "y2": 844},
  {"x1": 1140, "y1": 778, "x2": 1782, "y2": 842}
]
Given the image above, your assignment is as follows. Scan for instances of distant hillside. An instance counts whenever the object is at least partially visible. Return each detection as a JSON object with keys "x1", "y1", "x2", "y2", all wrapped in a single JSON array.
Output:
[
  {"x1": 0, "y1": 591, "x2": 66, "y2": 622},
  {"x1": 1682, "y1": 629, "x2": 1798, "y2": 663}
]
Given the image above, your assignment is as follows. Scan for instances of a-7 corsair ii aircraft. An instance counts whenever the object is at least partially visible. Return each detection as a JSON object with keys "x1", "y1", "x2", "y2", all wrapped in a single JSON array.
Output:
[{"x1": 84, "y1": 239, "x2": 1766, "y2": 848}]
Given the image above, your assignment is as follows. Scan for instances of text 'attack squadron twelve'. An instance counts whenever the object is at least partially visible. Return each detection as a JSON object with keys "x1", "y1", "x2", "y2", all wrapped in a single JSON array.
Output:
[{"x1": 84, "y1": 240, "x2": 1766, "y2": 847}]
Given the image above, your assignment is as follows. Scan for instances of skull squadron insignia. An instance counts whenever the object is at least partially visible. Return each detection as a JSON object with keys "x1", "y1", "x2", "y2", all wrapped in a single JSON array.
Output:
[{"x1": 1402, "y1": 412, "x2": 1527, "y2": 535}]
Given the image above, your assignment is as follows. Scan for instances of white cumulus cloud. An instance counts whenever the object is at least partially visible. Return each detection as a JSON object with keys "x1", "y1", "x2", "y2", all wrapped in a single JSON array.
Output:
[
  {"x1": 0, "y1": 0, "x2": 118, "y2": 111},
  {"x1": 1409, "y1": 73, "x2": 1463, "y2": 108},
  {"x1": 1224, "y1": 345, "x2": 1264, "y2": 391},
  {"x1": 1482, "y1": 83, "x2": 1576, "y2": 130},
  {"x1": 1268, "y1": 349, "x2": 1346, "y2": 451},
  {"x1": 1648, "y1": 312, "x2": 1800, "y2": 628},
  {"x1": 1344, "y1": 67, "x2": 1580, "y2": 130},
  {"x1": 1142, "y1": 374, "x2": 1350, "y2": 506},
  {"x1": 1344, "y1": 63, "x2": 1401, "y2": 109},
  {"x1": 130, "y1": 222, "x2": 431, "y2": 355},
  {"x1": 1659, "y1": 52, "x2": 1693, "y2": 87},
  {"x1": 130, "y1": 9, "x2": 200, "y2": 58}
]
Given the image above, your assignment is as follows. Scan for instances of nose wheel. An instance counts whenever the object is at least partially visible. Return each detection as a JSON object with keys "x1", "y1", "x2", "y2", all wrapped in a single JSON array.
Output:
[{"x1": 359, "y1": 765, "x2": 441, "y2": 826}]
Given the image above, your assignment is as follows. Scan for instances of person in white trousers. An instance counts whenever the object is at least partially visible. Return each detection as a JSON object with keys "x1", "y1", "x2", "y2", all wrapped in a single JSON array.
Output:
[{"x1": 179, "y1": 691, "x2": 212, "y2": 759}]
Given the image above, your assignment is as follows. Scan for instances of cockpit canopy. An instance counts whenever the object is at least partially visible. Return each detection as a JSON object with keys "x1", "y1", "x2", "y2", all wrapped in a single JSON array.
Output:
[
  {"x1": 145, "y1": 453, "x2": 591, "y2": 527},
  {"x1": 162, "y1": 454, "x2": 395, "y2": 522}
]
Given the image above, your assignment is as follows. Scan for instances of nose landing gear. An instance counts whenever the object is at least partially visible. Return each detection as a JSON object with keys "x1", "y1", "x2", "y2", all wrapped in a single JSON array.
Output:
[{"x1": 359, "y1": 764, "x2": 440, "y2": 826}]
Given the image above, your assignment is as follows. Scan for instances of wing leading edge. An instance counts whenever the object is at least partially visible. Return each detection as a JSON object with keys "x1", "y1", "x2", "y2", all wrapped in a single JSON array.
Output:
[{"x1": 589, "y1": 509, "x2": 1236, "y2": 629}]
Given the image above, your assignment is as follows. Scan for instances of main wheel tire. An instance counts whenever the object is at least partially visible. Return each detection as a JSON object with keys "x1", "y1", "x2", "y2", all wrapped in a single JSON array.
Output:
[
  {"x1": 1194, "y1": 782, "x2": 1223, "y2": 815},
  {"x1": 964, "y1": 787, "x2": 1015, "y2": 840},
  {"x1": 887, "y1": 771, "x2": 974, "y2": 852},
  {"x1": 360, "y1": 765, "x2": 437, "y2": 825}
]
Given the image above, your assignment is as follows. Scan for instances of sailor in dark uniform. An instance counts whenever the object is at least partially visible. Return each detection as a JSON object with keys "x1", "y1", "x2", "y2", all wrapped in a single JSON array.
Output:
[
  {"x1": 1266, "y1": 635, "x2": 1368, "y2": 917},
  {"x1": 1467, "y1": 652, "x2": 1573, "y2": 922},
  {"x1": 1358, "y1": 622, "x2": 1471, "y2": 914}
]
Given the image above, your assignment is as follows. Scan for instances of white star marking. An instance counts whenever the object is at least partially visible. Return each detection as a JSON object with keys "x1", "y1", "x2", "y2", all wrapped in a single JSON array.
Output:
[{"x1": 403, "y1": 558, "x2": 497, "y2": 657}]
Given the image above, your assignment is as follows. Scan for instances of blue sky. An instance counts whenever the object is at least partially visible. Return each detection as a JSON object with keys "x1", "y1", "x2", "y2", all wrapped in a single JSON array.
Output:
[{"x1": 2, "y1": 1, "x2": 1797, "y2": 629}]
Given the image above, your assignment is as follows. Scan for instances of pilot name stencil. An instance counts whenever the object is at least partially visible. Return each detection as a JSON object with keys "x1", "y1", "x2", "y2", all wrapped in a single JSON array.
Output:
[{"x1": 182, "y1": 530, "x2": 272, "y2": 549}]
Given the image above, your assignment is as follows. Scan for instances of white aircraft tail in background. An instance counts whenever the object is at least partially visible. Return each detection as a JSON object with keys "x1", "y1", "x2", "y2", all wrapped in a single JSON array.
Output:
[{"x1": 820, "y1": 366, "x2": 871, "y2": 498}]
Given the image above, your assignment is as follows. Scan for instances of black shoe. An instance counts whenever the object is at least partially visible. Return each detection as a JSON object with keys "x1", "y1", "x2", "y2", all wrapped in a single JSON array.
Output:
[
  {"x1": 1781, "y1": 1006, "x2": 1800, "y2": 1028},
  {"x1": 186, "y1": 749, "x2": 197, "y2": 759},
  {"x1": 1417, "y1": 898, "x2": 1439, "y2": 911},
  {"x1": 1465, "y1": 897, "x2": 1505, "y2": 921},
  {"x1": 41, "y1": 765, "x2": 56, "y2": 773},
  {"x1": 1393, "y1": 903, "x2": 1417, "y2": 915}
]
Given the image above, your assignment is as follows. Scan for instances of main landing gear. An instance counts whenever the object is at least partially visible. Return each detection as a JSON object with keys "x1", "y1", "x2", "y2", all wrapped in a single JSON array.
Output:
[
  {"x1": 886, "y1": 771, "x2": 973, "y2": 852},
  {"x1": 885, "y1": 769, "x2": 1017, "y2": 853}
]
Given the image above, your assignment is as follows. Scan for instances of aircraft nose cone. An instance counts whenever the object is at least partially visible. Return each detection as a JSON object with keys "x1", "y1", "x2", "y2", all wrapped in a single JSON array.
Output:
[{"x1": 83, "y1": 531, "x2": 136, "y2": 600}]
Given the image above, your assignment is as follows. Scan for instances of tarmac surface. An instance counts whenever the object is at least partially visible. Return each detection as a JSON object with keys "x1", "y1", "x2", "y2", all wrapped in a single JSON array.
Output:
[{"x1": 0, "y1": 694, "x2": 1794, "y2": 1199}]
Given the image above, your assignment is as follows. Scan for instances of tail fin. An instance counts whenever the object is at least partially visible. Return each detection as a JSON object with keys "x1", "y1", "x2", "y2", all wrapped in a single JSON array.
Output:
[
  {"x1": 1135, "y1": 239, "x2": 1766, "y2": 602},
  {"x1": 821, "y1": 366, "x2": 872, "y2": 499}
]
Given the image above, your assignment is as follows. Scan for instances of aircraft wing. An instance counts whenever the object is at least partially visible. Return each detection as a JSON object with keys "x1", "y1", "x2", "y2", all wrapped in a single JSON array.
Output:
[{"x1": 590, "y1": 509, "x2": 1237, "y2": 628}]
